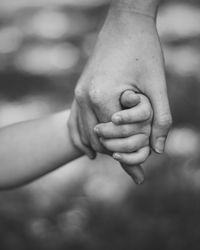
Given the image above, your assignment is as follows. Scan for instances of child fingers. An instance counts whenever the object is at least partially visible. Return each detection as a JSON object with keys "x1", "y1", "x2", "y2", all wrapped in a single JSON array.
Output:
[
  {"x1": 120, "y1": 90, "x2": 140, "y2": 108},
  {"x1": 95, "y1": 122, "x2": 150, "y2": 139},
  {"x1": 112, "y1": 105, "x2": 152, "y2": 125},
  {"x1": 112, "y1": 96, "x2": 153, "y2": 125},
  {"x1": 100, "y1": 134, "x2": 149, "y2": 153},
  {"x1": 113, "y1": 146, "x2": 150, "y2": 165}
]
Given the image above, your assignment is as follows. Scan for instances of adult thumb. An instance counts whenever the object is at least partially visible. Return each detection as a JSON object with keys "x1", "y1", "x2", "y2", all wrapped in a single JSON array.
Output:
[{"x1": 149, "y1": 84, "x2": 172, "y2": 154}]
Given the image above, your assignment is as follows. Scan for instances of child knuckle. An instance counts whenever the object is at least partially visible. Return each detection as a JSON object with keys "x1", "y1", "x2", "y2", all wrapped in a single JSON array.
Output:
[
  {"x1": 142, "y1": 107, "x2": 151, "y2": 120},
  {"x1": 126, "y1": 144, "x2": 134, "y2": 153},
  {"x1": 134, "y1": 148, "x2": 149, "y2": 164},
  {"x1": 121, "y1": 126, "x2": 129, "y2": 136},
  {"x1": 137, "y1": 155, "x2": 147, "y2": 165}
]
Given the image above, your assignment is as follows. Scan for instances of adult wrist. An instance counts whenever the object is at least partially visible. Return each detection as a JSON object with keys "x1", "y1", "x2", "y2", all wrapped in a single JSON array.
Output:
[
  {"x1": 104, "y1": 1, "x2": 157, "y2": 37},
  {"x1": 110, "y1": 0, "x2": 160, "y2": 19}
]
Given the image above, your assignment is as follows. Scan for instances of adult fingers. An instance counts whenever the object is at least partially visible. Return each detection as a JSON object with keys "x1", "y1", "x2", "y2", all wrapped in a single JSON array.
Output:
[{"x1": 147, "y1": 81, "x2": 172, "y2": 154}]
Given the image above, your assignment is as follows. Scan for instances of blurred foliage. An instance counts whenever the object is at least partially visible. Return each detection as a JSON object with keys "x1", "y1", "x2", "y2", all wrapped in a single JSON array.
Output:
[{"x1": 0, "y1": 0, "x2": 200, "y2": 250}]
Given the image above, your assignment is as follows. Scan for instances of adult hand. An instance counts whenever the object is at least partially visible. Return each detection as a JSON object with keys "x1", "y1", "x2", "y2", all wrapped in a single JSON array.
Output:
[{"x1": 68, "y1": 6, "x2": 172, "y2": 158}]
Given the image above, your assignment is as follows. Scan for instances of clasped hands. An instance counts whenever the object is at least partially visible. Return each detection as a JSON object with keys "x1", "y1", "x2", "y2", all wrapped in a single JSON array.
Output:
[{"x1": 68, "y1": 7, "x2": 172, "y2": 184}]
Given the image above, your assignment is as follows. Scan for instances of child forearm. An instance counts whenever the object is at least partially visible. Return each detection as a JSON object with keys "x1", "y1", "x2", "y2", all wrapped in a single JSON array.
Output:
[{"x1": 0, "y1": 111, "x2": 83, "y2": 189}]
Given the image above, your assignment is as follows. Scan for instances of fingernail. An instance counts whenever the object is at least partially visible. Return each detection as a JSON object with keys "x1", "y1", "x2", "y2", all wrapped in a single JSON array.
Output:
[
  {"x1": 113, "y1": 115, "x2": 121, "y2": 124},
  {"x1": 113, "y1": 153, "x2": 121, "y2": 160},
  {"x1": 155, "y1": 137, "x2": 166, "y2": 154},
  {"x1": 94, "y1": 126, "x2": 100, "y2": 135}
]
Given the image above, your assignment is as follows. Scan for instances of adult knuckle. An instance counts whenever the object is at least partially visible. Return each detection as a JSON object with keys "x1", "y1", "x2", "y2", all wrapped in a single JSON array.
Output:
[
  {"x1": 74, "y1": 86, "x2": 83, "y2": 99},
  {"x1": 157, "y1": 113, "x2": 173, "y2": 129},
  {"x1": 74, "y1": 86, "x2": 85, "y2": 105},
  {"x1": 88, "y1": 86, "x2": 103, "y2": 106}
]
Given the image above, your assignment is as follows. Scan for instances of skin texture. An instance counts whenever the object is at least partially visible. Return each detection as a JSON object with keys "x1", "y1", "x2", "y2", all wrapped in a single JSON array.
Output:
[
  {"x1": 68, "y1": 1, "x2": 172, "y2": 161},
  {"x1": 111, "y1": 0, "x2": 160, "y2": 18},
  {"x1": 96, "y1": 90, "x2": 153, "y2": 184},
  {"x1": 96, "y1": 92, "x2": 152, "y2": 164},
  {"x1": 0, "y1": 111, "x2": 83, "y2": 189},
  {"x1": 0, "y1": 90, "x2": 149, "y2": 189}
]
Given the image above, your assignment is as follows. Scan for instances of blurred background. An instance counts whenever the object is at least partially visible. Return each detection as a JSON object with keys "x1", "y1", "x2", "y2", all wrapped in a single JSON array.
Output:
[{"x1": 0, "y1": 0, "x2": 200, "y2": 249}]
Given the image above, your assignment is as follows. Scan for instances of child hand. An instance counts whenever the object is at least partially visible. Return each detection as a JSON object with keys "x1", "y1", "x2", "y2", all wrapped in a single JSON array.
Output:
[
  {"x1": 95, "y1": 90, "x2": 152, "y2": 164},
  {"x1": 94, "y1": 90, "x2": 153, "y2": 183}
]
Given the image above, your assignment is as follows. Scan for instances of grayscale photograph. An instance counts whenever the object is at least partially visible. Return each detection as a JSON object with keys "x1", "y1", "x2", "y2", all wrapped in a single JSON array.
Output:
[{"x1": 0, "y1": 0, "x2": 199, "y2": 249}]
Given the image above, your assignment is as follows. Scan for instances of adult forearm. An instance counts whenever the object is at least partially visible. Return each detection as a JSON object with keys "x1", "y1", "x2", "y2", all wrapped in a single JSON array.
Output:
[{"x1": 111, "y1": 0, "x2": 162, "y2": 18}]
